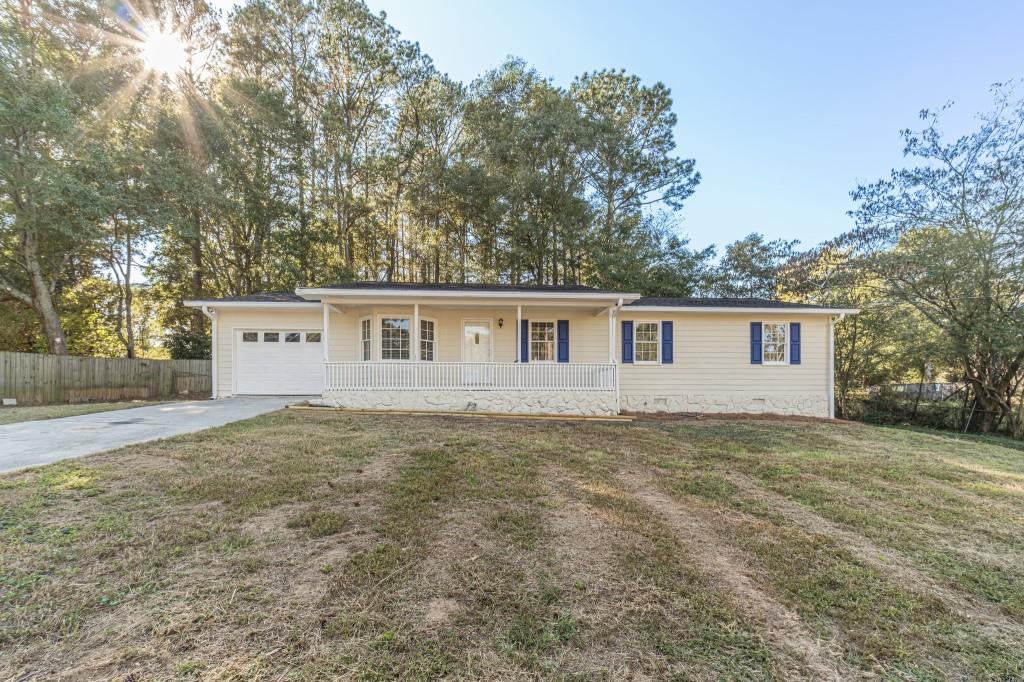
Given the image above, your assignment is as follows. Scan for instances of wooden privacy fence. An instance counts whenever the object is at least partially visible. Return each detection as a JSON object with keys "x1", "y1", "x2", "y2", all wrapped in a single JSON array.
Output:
[{"x1": 0, "y1": 352, "x2": 211, "y2": 405}]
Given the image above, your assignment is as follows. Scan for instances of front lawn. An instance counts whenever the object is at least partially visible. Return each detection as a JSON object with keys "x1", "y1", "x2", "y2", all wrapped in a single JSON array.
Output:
[
  {"x1": 1, "y1": 412, "x2": 1022, "y2": 679},
  {"x1": 0, "y1": 400, "x2": 165, "y2": 426}
]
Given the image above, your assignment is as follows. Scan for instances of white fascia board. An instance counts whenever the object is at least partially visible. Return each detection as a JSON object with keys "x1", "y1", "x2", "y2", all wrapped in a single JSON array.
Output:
[
  {"x1": 296, "y1": 288, "x2": 643, "y2": 303},
  {"x1": 624, "y1": 306, "x2": 861, "y2": 315},
  {"x1": 182, "y1": 300, "x2": 321, "y2": 309}
]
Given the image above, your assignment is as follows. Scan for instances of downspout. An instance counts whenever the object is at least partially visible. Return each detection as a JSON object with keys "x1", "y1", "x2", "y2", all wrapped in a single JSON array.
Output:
[
  {"x1": 828, "y1": 313, "x2": 845, "y2": 418},
  {"x1": 200, "y1": 305, "x2": 218, "y2": 399}
]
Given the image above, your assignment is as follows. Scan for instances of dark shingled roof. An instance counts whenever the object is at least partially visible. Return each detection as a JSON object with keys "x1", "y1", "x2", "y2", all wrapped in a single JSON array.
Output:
[
  {"x1": 198, "y1": 291, "x2": 313, "y2": 303},
  {"x1": 190, "y1": 282, "x2": 621, "y2": 303},
  {"x1": 310, "y1": 281, "x2": 619, "y2": 293},
  {"x1": 192, "y1": 287, "x2": 845, "y2": 310},
  {"x1": 627, "y1": 297, "x2": 835, "y2": 309}
]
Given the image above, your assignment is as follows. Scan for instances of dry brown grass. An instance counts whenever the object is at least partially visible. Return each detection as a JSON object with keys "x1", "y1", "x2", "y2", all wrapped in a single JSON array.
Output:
[
  {"x1": 1, "y1": 411, "x2": 1023, "y2": 680},
  {"x1": 0, "y1": 401, "x2": 166, "y2": 425}
]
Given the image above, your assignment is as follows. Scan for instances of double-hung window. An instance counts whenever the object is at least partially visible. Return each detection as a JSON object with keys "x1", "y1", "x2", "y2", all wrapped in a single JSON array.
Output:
[
  {"x1": 380, "y1": 317, "x2": 411, "y2": 360},
  {"x1": 762, "y1": 323, "x2": 787, "y2": 364},
  {"x1": 360, "y1": 317, "x2": 372, "y2": 361},
  {"x1": 634, "y1": 322, "x2": 659, "y2": 363},
  {"x1": 420, "y1": 319, "x2": 436, "y2": 361},
  {"x1": 530, "y1": 321, "x2": 555, "y2": 362}
]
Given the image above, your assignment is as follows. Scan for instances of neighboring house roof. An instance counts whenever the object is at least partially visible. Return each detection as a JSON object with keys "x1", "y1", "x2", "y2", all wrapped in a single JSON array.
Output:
[{"x1": 183, "y1": 285, "x2": 858, "y2": 314}]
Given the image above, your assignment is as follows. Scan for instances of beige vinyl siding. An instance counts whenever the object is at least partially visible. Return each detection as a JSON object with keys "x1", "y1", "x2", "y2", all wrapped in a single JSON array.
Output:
[
  {"x1": 326, "y1": 305, "x2": 611, "y2": 363},
  {"x1": 618, "y1": 312, "x2": 830, "y2": 415},
  {"x1": 520, "y1": 307, "x2": 609, "y2": 363},
  {"x1": 327, "y1": 307, "x2": 356, "y2": 361}
]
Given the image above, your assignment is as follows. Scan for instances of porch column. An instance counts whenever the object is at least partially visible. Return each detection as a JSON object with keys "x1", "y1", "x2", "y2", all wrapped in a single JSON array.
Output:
[
  {"x1": 322, "y1": 303, "x2": 330, "y2": 363},
  {"x1": 608, "y1": 307, "x2": 614, "y2": 363},
  {"x1": 413, "y1": 303, "x2": 420, "y2": 362},
  {"x1": 516, "y1": 304, "x2": 522, "y2": 362},
  {"x1": 608, "y1": 297, "x2": 621, "y2": 364},
  {"x1": 322, "y1": 302, "x2": 330, "y2": 393}
]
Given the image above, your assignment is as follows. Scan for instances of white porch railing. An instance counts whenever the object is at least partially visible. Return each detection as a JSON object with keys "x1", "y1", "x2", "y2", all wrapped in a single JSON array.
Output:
[{"x1": 324, "y1": 362, "x2": 617, "y2": 392}]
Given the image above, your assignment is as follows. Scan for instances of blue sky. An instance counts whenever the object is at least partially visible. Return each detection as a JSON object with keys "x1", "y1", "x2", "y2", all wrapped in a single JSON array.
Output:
[{"x1": 212, "y1": 0, "x2": 1024, "y2": 251}]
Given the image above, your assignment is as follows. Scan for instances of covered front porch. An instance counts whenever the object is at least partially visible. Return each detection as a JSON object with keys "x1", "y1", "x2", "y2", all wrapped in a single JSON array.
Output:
[{"x1": 304, "y1": 284, "x2": 634, "y2": 416}]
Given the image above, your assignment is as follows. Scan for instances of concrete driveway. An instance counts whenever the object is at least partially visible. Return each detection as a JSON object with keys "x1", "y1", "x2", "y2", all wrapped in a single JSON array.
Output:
[{"x1": 0, "y1": 396, "x2": 306, "y2": 474}]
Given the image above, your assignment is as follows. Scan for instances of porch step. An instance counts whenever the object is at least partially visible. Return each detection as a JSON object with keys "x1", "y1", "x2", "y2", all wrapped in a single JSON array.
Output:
[{"x1": 287, "y1": 404, "x2": 633, "y2": 423}]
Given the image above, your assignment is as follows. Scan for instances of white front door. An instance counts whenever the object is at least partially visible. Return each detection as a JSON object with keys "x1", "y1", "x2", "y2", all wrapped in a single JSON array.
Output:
[
  {"x1": 463, "y1": 321, "x2": 492, "y2": 362},
  {"x1": 462, "y1": 321, "x2": 492, "y2": 385}
]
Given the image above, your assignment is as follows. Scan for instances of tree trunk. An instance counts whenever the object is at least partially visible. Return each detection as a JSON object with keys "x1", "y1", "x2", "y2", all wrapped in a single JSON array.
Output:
[
  {"x1": 190, "y1": 210, "x2": 204, "y2": 333},
  {"x1": 123, "y1": 267, "x2": 135, "y2": 359},
  {"x1": 23, "y1": 230, "x2": 68, "y2": 355},
  {"x1": 910, "y1": 364, "x2": 926, "y2": 421}
]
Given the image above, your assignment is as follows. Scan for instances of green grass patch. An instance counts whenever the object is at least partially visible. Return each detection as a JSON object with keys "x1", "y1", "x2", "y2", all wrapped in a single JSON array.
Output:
[{"x1": 286, "y1": 506, "x2": 349, "y2": 537}]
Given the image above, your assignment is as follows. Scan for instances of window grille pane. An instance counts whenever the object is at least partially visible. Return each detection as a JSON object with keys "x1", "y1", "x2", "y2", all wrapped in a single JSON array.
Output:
[
  {"x1": 420, "y1": 319, "x2": 435, "y2": 361},
  {"x1": 635, "y1": 322, "x2": 659, "y2": 362},
  {"x1": 360, "y1": 319, "x2": 371, "y2": 361},
  {"x1": 530, "y1": 321, "x2": 554, "y2": 361},
  {"x1": 381, "y1": 318, "x2": 410, "y2": 360},
  {"x1": 762, "y1": 323, "x2": 787, "y2": 363}
]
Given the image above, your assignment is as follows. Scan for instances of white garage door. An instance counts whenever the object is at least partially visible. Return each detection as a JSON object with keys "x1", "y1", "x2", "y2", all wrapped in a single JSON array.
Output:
[{"x1": 235, "y1": 329, "x2": 323, "y2": 395}]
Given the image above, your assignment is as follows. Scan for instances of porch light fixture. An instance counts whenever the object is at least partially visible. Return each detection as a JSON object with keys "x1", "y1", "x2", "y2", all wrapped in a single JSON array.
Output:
[{"x1": 497, "y1": 318, "x2": 504, "y2": 328}]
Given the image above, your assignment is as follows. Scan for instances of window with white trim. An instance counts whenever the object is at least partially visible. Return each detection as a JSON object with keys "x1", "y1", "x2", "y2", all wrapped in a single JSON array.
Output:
[
  {"x1": 634, "y1": 322, "x2": 659, "y2": 363},
  {"x1": 420, "y1": 319, "x2": 436, "y2": 361},
  {"x1": 381, "y1": 317, "x2": 410, "y2": 360},
  {"x1": 762, "y1": 322, "x2": 787, "y2": 364},
  {"x1": 530, "y1": 321, "x2": 555, "y2": 362},
  {"x1": 360, "y1": 317, "x2": 371, "y2": 361}
]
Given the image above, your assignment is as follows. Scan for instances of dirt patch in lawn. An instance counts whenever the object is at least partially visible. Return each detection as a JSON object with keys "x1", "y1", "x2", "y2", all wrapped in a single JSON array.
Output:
[
  {"x1": 352, "y1": 449, "x2": 407, "y2": 482},
  {"x1": 423, "y1": 597, "x2": 460, "y2": 626}
]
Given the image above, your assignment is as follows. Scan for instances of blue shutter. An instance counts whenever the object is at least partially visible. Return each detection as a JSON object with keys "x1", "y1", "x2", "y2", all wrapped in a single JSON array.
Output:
[
  {"x1": 789, "y1": 322, "x2": 801, "y2": 365},
  {"x1": 520, "y1": 319, "x2": 529, "y2": 362},
  {"x1": 557, "y1": 320, "x2": 569, "y2": 363},
  {"x1": 661, "y1": 321, "x2": 673, "y2": 364},
  {"x1": 750, "y1": 322, "x2": 762, "y2": 364},
  {"x1": 622, "y1": 320, "x2": 634, "y2": 363}
]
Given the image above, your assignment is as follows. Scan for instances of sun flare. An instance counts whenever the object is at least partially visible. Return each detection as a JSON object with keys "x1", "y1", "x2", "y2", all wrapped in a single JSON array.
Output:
[{"x1": 139, "y1": 23, "x2": 188, "y2": 75}]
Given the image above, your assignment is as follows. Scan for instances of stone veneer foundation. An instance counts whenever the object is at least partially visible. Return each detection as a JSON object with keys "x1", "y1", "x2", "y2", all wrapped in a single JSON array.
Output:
[
  {"x1": 318, "y1": 390, "x2": 618, "y2": 416},
  {"x1": 317, "y1": 390, "x2": 829, "y2": 418},
  {"x1": 620, "y1": 392, "x2": 829, "y2": 418}
]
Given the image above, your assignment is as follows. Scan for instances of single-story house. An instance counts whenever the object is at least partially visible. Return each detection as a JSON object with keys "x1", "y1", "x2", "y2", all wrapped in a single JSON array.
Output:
[{"x1": 184, "y1": 283, "x2": 858, "y2": 418}]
